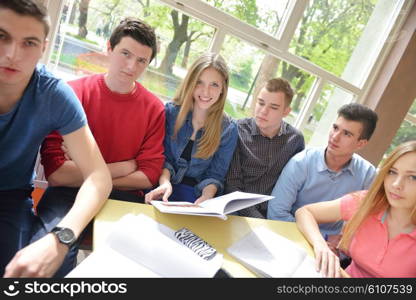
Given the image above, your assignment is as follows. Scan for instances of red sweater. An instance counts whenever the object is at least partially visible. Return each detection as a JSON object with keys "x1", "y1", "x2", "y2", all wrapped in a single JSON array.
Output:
[{"x1": 41, "y1": 74, "x2": 165, "y2": 188}]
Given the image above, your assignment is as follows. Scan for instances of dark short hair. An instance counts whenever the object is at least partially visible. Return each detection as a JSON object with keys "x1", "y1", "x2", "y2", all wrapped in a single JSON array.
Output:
[
  {"x1": 337, "y1": 103, "x2": 378, "y2": 140},
  {"x1": 263, "y1": 78, "x2": 294, "y2": 107},
  {"x1": 0, "y1": 0, "x2": 50, "y2": 37},
  {"x1": 109, "y1": 17, "x2": 157, "y2": 63}
]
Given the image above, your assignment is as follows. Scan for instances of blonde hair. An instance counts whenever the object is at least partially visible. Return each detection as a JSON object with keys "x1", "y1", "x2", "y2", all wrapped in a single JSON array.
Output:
[
  {"x1": 172, "y1": 53, "x2": 229, "y2": 159},
  {"x1": 339, "y1": 140, "x2": 416, "y2": 251}
]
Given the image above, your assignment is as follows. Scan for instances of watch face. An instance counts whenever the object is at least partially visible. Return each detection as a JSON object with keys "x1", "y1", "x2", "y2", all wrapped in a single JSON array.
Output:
[{"x1": 57, "y1": 228, "x2": 75, "y2": 244}]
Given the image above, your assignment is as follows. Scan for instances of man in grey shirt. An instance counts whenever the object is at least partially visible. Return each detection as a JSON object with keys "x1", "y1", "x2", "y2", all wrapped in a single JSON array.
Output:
[{"x1": 224, "y1": 78, "x2": 305, "y2": 218}]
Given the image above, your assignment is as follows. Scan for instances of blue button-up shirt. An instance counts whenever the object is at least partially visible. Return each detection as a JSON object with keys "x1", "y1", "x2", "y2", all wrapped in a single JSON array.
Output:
[
  {"x1": 163, "y1": 102, "x2": 238, "y2": 197},
  {"x1": 267, "y1": 147, "x2": 376, "y2": 236}
]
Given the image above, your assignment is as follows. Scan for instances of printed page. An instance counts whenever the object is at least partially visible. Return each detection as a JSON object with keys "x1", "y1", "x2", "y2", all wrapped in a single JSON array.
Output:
[
  {"x1": 227, "y1": 226, "x2": 317, "y2": 277},
  {"x1": 150, "y1": 201, "x2": 224, "y2": 219},
  {"x1": 200, "y1": 191, "x2": 273, "y2": 214},
  {"x1": 68, "y1": 214, "x2": 223, "y2": 278},
  {"x1": 291, "y1": 256, "x2": 322, "y2": 278},
  {"x1": 106, "y1": 214, "x2": 223, "y2": 277},
  {"x1": 151, "y1": 191, "x2": 273, "y2": 218},
  {"x1": 66, "y1": 245, "x2": 159, "y2": 278}
]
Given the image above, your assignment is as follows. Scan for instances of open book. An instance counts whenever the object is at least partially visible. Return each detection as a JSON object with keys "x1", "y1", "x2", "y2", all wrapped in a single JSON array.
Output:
[
  {"x1": 151, "y1": 191, "x2": 273, "y2": 220},
  {"x1": 227, "y1": 226, "x2": 321, "y2": 277},
  {"x1": 67, "y1": 214, "x2": 223, "y2": 277}
]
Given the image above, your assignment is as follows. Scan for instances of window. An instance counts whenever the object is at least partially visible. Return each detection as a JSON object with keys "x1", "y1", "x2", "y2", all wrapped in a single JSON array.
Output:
[
  {"x1": 308, "y1": 84, "x2": 355, "y2": 146},
  {"x1": 50, "y1": 0, "x2": 215, "y2": 101},
  {"x1": 204, "y1": 0, "x2": 291, "y2": 37},
  {"x1": 46, "y1": 0, "x2": 410, "y2": 149},
  {"x1": 219, "y1": 35, "x2": 265, "y2": 118},
  {"x1": 273, "y1": 61, "x2": 317, "y2": 128},
  {"x1": 290, "y1": 0, "x2": 404, "y2": 87},
  {"x1": 384, "y1": 100, "x2": 416, "y2": 157},
  {"x1": 219, "y1": 35, "x2": 317, "y2": 124}
]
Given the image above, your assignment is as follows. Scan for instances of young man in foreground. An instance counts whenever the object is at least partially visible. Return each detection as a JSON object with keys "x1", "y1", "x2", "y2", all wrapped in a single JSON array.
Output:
[
  {"x1": 36, "y1": 17, "x2": 165, "y2": 276},
  {"x1": 0, "y1": 0, "x2": 111, "y2": 277}
]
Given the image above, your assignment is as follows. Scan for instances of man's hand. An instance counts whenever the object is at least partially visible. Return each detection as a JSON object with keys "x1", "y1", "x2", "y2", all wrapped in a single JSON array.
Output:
[
  {"x1": 3, "y1": 234, "x2": 69, "y2": 278},
  {"x1": 61, "y1": 142, "x2": 71, "y2": 160}
]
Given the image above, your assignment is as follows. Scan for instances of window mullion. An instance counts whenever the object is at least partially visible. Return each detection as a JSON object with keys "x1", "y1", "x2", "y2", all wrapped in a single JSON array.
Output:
[
  {"x1": 41, "y1": 0, "x2": 66, "y2": 65},
  {"x1": 294, "y1": 78, "x2": 325, "y2": 131},
  {"x1": 160, "y1": 0, "x2": 283, "y2": 50},
  {"x1": 209, "y1": 28, "x2": 226, "y2": 54},
  {"x1": 278, "y1": 51, "x2": 362, "y2": 95},
  {"x1": 277, "y1": 0, "x2": 309, "y2": 51}
]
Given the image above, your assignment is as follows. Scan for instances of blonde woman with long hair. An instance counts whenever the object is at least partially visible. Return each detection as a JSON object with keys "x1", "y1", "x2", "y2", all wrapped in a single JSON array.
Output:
[
  {"x1": 145, "y1": 53, "x2": 237, "y2": 204},
  {"x1": 296, "y1": 140, "x2": 416, "y2": 277}
]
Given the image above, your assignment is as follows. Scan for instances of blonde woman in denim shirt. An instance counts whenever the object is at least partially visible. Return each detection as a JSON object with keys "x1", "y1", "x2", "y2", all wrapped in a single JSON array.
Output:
[{"x1": 145, "y1": 53, "x2": 237, "y2": 204}]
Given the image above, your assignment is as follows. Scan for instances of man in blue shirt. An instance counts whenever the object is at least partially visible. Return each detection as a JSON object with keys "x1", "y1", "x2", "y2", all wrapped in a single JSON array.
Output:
[
  {"x1": 267, "y1": 103, "x2": 378, "y2": 237},
  {"x1": 0, "y1": 0, "x2": 111, "y2": 277}
]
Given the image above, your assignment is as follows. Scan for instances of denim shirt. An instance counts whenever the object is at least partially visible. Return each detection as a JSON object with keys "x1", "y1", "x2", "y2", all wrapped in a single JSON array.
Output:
[{"x1": 164, "y1": 102, "x2": 238, "y2": 197}]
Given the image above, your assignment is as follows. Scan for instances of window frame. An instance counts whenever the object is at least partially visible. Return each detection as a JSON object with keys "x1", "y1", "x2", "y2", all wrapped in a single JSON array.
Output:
[{"x1": 43, "y1": 0, "x2": 414, "y2": 136}]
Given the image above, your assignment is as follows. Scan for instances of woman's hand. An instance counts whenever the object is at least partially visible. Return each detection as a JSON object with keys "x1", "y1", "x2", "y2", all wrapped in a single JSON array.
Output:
[
  {"x1": 194, "y1": 194, "x2": 210, "y2": 205},
  {"x1": 313, "y1": 239, "x2": 341, "y2": 278},
  {"x1": 61, "y1": 142, "x2": 71, "y2": 160},
  {"x1": 144, "y1": 182, "x2": 172, "y2": 204},
  {"x1": 194, "y1": 184, "x2": 217, "y2": 205}
]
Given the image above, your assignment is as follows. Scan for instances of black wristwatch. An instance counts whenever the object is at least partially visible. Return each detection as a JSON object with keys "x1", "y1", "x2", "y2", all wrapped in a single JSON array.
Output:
[{"x1": 51, "y1": 227, "x2": 76, "y2": 248}]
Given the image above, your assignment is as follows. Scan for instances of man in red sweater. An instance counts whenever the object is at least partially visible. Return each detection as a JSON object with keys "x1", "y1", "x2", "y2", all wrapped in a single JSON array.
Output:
[{"x1": 33, "y1": 18, "x2": 165, "y2": 277}]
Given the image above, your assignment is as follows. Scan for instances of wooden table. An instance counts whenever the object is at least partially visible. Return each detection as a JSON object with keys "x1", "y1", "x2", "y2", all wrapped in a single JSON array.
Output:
[{"x1": 93, "y1": 199, "x2": 315, "y2": 277}]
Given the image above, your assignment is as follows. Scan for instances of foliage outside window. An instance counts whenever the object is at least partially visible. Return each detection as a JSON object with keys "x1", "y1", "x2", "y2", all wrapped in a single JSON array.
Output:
[
  {"x1": 49, "y1": 0, "x2": 408, "y2": 149},
  {"x1": 384, "y1": 100, "x2": 416, "y2": 159},
  {"x1": 219, "y1": 35, "x2": 265, "y2": 118},
  {"x1": 203, "y1": 0, "x2": 290, "y2": 37},
  {"x1": 51, "y1": 0, "x2": 215, "y2": 102},
  {"x1": 290, "y1": 0, "x2": 376, "y2": 78}
]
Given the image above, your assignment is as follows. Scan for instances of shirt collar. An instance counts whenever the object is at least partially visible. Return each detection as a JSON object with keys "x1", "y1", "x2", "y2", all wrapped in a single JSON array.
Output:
[
  {"x1": 279, "y1": 122, "x2": 288, "y2": 136},
  {"x1": 343, "y1": 157, "x2": 355, "y2": 176},
  {"x1": 185, "y1": 110, "x2": 206, "y2": 135},
  {"x1": 380, "y1": 210, "x2": 388, "y2": 223},
  {"x1": 318, "y1": 148, "x2": 355, "y2": 176},
  {"x1": 185, "y1": 110, "x2": 193, "y2": 123},
  {"x1": 249, "y1": 118, "x2": 260, "y2": 135},
  {"x1": 377, "y1": 208, "x2": 416, "y2": 239},
  {"x1": 317, "y1": 148, "x2": 329, "y2": 173},
  {"x1": 249, "y1": 118, "x2": 287, "y2": 138}
]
